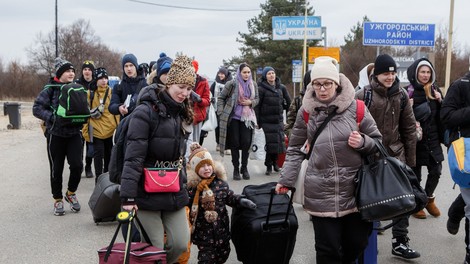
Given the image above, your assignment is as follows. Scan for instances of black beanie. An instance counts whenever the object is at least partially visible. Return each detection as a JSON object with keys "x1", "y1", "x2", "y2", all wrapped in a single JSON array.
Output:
[
  {"x1": 82, "y1": 60, "x2": 95, "y2": 72},
  {"x1": 373, "y1": 54, "x2": 397, "y2": 76},
  {"x1": 55, "y1": 57, "x2": 75, "y2": 78},
  {"x1": 95, "y1": 67, "x2": 108, "y2": 80}
]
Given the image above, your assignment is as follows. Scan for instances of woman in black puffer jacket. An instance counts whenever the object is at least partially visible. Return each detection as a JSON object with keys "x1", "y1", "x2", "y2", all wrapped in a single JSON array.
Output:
[
  {"x1": 406, "y1": 58, "x2": 445, "y2": 219},
  {"x1": 120, "y1": 55, "x2": 195, "y2": 264}
]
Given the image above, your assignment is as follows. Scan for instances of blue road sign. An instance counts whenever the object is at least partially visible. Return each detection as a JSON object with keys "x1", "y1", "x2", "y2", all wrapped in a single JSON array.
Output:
[
  {"x1": 272, "y1": 16, "x2": 322, "y2": 40},
  {"x1": 292, "y1": 60, "x2": 302, "y2": 83},
  {"x1": 363, "y1": 22, "x2": 435, "y2": 47}
]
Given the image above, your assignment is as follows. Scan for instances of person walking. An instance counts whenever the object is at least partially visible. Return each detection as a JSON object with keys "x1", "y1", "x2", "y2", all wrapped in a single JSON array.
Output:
[
  {"x1": 356, "y1": 54, "x2": 420, "y2": 259},
  {"x1": 217, "y1": 63, "x2": 259, "y2": 180},
  {"x1": 441, "y1": 70, "x2": 470, "y2": 263},
  {"x1": 109, "y1": 53, "x2": 147, "y2": 118},
  {"x1": 32, "y1": 58, "x2": 84, "y2": 216},
  {"x1": 76, "y1": 60, "x2": 96, "y2": 179},
  {"x1": 285, "y1": 70, "x2": 310, "y2": 138},
  {"x1": 186, "y1": 142, "x2": 256, "y2": 263},
  {"x1": 210, "y1": 66, "x2": 232, "y2": 151},
  {"x1": 81, "y1": 67, "x2": 119, "y2": 180},
  {"x1": 276, "y1": 56, "x2": 382, "y2": 264},
  {"x1": 406, "y1": 58, "x2": 444, "y2": 219},
  {"x1": 255, "y1": 66, "x2": 291, "y2": 175},
  {"x1": 120, "y1": 55, "x2": 195, "y2": 264}
]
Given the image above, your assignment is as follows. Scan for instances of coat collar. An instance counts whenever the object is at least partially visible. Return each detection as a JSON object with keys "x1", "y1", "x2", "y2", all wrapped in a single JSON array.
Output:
[{"x1": 186, "y1": 161, "x2": 227, "y2": 189}]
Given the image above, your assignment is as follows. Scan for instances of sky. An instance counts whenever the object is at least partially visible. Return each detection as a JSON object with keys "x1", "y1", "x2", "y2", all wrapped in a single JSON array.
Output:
[{"x1": 1, "y1": 0, "x2": 469, "y2": 78}]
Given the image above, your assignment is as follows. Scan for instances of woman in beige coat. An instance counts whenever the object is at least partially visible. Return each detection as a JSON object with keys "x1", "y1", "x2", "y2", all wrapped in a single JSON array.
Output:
[{"x1": 276, "y1": 57, "x2": 382, "y2": 264}]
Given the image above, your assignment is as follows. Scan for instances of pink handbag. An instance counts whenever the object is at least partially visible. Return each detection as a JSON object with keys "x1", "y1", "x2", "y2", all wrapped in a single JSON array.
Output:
[{"x1": 143, "y1": 167, "x2": 180, "y2": 193}]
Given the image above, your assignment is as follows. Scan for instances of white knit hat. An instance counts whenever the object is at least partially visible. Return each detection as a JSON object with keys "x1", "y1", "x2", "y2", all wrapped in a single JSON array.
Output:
[
  {"x1": 310, "y1": 56, "x2": 340, "y2": 84},
  {"x1": 188, "y1": 143, "x2": 214, "y2": 173}
]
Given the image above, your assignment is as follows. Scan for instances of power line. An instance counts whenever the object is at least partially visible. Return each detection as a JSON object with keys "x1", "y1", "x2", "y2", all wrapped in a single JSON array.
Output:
[{"x1": 128, "y1": 0, "x2": 260, "y2": 12}]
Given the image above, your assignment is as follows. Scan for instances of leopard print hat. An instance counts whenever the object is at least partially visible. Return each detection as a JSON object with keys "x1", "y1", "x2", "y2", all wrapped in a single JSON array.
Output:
[{"x1": 166, "y1": 55, "x2": 196, "y2": 87}]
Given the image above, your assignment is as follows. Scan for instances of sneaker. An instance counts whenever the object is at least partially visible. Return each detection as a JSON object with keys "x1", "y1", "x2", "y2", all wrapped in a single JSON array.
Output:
[
  {"x1": 64, "y1": 192, "x2": 81, "y2": 212},
  {"x1": 54, "y1": 200, "x2": 65, "y2": 216},
  {"x1": 392, "y1": 236, "x2": 420, "y2": 259}
]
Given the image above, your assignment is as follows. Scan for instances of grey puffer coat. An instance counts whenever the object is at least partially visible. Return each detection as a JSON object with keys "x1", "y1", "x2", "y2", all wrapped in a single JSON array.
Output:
[{"x1": 279, "y1": 74, "x2": 382, "y2": 218}]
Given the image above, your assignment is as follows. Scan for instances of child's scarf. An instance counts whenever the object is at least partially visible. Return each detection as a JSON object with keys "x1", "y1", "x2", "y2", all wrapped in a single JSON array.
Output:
[{"x1": 189, "y1": 176, "x2": 216, "y2": 233}]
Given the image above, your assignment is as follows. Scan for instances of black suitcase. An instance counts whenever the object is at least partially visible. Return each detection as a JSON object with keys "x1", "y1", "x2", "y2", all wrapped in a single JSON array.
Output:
[
  {"x1": 231, "y1": 182, "x2": 298, "y2": 264},
  {"x1": 88, "y1": 172, "x2": 121, "y2": 223}
]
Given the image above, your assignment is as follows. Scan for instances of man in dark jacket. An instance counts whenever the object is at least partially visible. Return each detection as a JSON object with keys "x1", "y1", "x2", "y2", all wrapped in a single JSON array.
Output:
[
  {"x1": 109, "y1": 53, "x2": 148, "y2": 118},
  {"x1": 356, "y1": 54, "x2": 419, "y2": 259},
  {"x1": 441, "y1": 71, "x2": 470, "y2": 264},
  {"x1": 32, "y1": 58, "x2": 84, "y2": 216}
]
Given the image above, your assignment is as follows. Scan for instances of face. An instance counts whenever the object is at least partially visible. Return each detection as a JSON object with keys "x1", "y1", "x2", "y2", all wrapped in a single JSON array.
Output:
[
  {"x1": 167, "y1": 83, "x2": 192, "y2": 103},
  {"x1": 97, "y1": 77, "x2": 108, "y2": 87},
  {"x1": 124, "y1": 62, "x2": 137, "y2": 78},
  {"x1": 59, "y1": 69, "x2": 75, "y2": 83},
  {"x1": 240, "y1": 66, "x2": 251, "y2": 81},
  {"x1": 417, "y1": 65, "x2": 432, "y2": 84},
  {"x1": 266, "y1": 70, "x2": 276, "y2": 83},
  {"x1": 376, "y1": 72, "x2": 396, "y2": 88},
  {"x1": 217, "y1": 72, "x2": 226, "y2": 81},
  {"x1": 198, "y1": 163, "x2": 213, "y2": 179},
  {"x1": 82, "y1": 68, "x2": 93, "y2": 81},
  {"x1": 312, "y1": 78, "x2": 337, "y2": 102},
  {"x1": 159, "y1": 73, "x2": 168, "y2": 84}
]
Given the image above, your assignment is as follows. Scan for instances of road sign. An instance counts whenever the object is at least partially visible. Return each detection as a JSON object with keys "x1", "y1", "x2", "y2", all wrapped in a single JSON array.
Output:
[
  {"x1": 308, "y1": 47, "x2": 341, "y2": 63},
  {"x1": 272, "y1": 16, "x2": 322, "y2": 40},
  {"x1": 292, "y1": 60, "x2": 302, "y2": 83},
  {"x1": 363, "y1": 22, "x2": 435, "y2": 47}
]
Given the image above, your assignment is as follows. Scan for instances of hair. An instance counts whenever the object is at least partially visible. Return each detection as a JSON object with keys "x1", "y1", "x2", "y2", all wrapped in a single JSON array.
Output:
[
  {"x1": 423, "y1": 83, "x2": 435, "y2": 100},
  {"x1": 239, "y1": 63, "x2": 250, "y2": 72},
  {"x1": 157, "y1": 87, "x2": 194, "y2": 124}
]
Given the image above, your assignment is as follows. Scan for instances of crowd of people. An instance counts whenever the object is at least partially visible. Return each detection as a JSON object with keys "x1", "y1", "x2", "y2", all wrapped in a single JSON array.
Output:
[{"x1": 31, "y1": 50, "x2": 470, "y2": 263}]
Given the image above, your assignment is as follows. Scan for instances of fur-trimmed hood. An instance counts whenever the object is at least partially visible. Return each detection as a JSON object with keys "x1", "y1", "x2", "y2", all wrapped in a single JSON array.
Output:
[
  {"x1": 186, "y1": 161, "x2": 227, "y2": 189},
  {"x1": 302, "y1": 73, "x2": 355, "y2": 115}
]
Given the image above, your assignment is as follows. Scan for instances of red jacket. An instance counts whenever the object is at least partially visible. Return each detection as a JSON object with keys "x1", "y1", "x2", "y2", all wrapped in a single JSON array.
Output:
[{"x1": 192, "y1": 75, "x2": 211, "y2": 124}]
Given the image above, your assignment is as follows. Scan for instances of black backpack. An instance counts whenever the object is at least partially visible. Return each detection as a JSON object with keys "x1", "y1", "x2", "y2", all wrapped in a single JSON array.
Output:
[
  {"x1": 109, "y1": 102, "x2": 159, "y2": 184},
  {"x1": 46, "y1": 83, "x2": 90, "y2": 126}
]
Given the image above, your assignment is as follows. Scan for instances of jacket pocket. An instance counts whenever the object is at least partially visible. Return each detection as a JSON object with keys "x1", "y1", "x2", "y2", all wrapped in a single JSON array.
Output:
[{"x1": 388, "y1": 141, "x2": 404, "y2": 156}]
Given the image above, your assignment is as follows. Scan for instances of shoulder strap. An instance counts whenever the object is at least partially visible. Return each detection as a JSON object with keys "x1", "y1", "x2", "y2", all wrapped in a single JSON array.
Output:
[
  {"x1": 356, "y1": 99, "x2": 365, "y2": 129},
  {"x1": 306, "y1": 110, "x2": 337, "y2": 159},
  {"x1": 363, "y1": 87, "x2": 372, "y2": 108},
  {"x1": 102, "y1": 87, "x2": 110, "y2": 106}
]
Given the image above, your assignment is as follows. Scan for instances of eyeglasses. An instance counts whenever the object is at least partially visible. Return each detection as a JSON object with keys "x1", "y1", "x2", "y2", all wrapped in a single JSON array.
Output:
[{"x1": 312, "y1": 81, "x2": 335, "y2": 90}]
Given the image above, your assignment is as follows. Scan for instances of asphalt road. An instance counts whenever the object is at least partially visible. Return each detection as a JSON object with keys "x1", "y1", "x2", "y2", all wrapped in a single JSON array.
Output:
[{"x1": 0, "y1": 106, "x2": 466, "y2": 263}]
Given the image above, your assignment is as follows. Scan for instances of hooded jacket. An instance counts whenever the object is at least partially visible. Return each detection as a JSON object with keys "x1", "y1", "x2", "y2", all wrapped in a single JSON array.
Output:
[
  {"x1": 356, "y1": 77, "x2": 417, "y2": 166},
  {"x1": 279, "y1": 74, "x2": 382, "y2": 217},
  {"x1": 406, "y1": 58, "x2": 444, "y2": 165},
  {"x1": 186, "y1": 161, "x2": 241, "y2": 246},
  {"x1": 119, "y1": 86, "x2": 190, "y2": 211},
  {"x1": 255, "y1": 77, "x2": 291, "y2": 154}
]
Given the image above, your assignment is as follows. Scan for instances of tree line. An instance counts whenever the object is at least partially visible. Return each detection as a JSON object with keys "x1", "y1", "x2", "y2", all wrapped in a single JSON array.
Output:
[{"x1": 0, "y1": 1, "x2": 468, "y2": 100}]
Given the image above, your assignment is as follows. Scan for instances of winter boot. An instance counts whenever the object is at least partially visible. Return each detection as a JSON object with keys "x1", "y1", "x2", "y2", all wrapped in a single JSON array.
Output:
[
  {"x1": 233, "y1": 167, "x2": 241, "y2": 181},
  {"x1": 425, "y1": 195, "x2": 441, "y2": 217},
  {"x1": 273, "y1": 163, "x2": 280, "y2": 172},
  {"x1": 412, "y1": 209, "x2": 427, "y2": 219},
  {"x1": 241, "y1": 166, "x2": 250, "y2": 180},
  {"x1": 447, "y1": 194, "x2": 466, "y2": 235},
  {"x1": 265, "y1": 165, "x2": 272, "y2": 175},
  {"x1": 391, "y1": 236, "x2": 420, "y2": 259}
]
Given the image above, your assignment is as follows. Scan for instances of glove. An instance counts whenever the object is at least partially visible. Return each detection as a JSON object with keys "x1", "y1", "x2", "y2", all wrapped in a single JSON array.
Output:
[
  {"x1": 239, "y1": 198, "x2": 257, "y2": 209},
  {"x1": 190, "y1": 91, "x2": 202, "y2": 103}
]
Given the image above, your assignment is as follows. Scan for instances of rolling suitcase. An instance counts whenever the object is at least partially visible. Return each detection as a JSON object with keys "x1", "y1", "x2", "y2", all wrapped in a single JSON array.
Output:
[
  {"x1": 88, "y1": 172, "x2": 121, "y2": 223},
  {"x1": 231, "y1": 182, "x2": 298, "y2": 264}
]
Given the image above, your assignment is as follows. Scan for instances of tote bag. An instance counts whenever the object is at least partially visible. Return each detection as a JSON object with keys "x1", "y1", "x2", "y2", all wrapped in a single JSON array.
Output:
[
  {"x1": 201, "y1": 104, "x2": 217, "y2": 131},
  {"x1": 292, "y1": 159, "x2": 307, "y2": 205},
  {"x1": 249, "y1": 128, "x2": 266, "y2": 161},
  {"x1": 355, "y1": 139, "x2": 425, "y2": 222}
]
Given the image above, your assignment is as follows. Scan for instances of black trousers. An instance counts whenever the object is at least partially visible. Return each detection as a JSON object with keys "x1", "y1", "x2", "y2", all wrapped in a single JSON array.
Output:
[
  {"x1": 311, "y1": 213, "x2": 372, "y2": 264},
  {"x1": 412, "y1": 161, "x2": 442, "y2": 197},
  {"x1": 47, "y1": 133, "x2": 83, "y2": 199},
  {"x1": 227, "y1": 119, "x2": 252, "y2": 169},
  {"x1": 265, "y1": 153, "x2": 279, "y2": 167},
  {"x1": 92, "y1": 136, "x2": 113, "y2": 177}
]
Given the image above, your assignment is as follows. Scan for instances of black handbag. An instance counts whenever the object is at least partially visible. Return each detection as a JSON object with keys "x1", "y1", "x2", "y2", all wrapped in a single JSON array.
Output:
[{"x1": 355, "y1": 139, "x2": 427, "y2": 222}]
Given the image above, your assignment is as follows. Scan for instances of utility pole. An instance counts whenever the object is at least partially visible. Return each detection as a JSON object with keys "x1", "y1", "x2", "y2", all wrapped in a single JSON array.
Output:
[
  {"x1": 444, "y1": 0, "x2": 455, "y2": 92},
  {"x1": 55, "y1": 0, "x2": 58, "y2": 58},
  {"x1": 300, "y1": 0, "x2": 308, "y2": 92}
]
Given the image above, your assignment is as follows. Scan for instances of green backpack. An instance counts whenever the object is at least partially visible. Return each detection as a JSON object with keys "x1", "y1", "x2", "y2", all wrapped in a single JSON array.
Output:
[{"x1": 47, "y1": 83, "x2": 90, "y2": 126}]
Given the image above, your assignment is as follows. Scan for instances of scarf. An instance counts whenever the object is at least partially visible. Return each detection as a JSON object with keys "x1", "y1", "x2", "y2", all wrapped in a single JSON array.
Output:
[
  {"x1": 189, "y1": 176, "x2": 216, "y2": 233},
  {"x1": 237, "y1": 72, "x2": 257, "y2": 129}
]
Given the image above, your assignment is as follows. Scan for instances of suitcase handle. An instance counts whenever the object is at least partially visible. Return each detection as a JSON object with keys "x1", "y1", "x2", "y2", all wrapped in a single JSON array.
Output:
[{"x1": 265, "y1": 187, "x2": 295, "y2": 229}]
